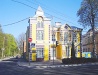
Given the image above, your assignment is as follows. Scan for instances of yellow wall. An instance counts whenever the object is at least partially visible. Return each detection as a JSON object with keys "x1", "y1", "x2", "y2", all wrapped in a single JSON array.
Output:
[
  {"x1": 56, "y1": 45, "x2": 62, "y2": 59},
  {"x1": 77, "y1": 31, "x2": 81, "y2": 58},
  {"x1": 44, "y1": 24, "x2": 49, "y2": 61},
  {"x1": 44, "y1": 45, "x2": 49, "y2": 61},
  {"x1": 31, "y1": 24, "x2": 36, "y2": 43},
  {"x1": 56, "y1": 27, "x2": 82, "y2": 59},
  {"x1": 32, "y1": 53, "x2": 36, "y2": 61},
  {"x1": 44, "y1": 24, "x2": 49, "y2": 41},
  {"x1": 32, "y1": 48, "x2": 36, "y2": 61}
]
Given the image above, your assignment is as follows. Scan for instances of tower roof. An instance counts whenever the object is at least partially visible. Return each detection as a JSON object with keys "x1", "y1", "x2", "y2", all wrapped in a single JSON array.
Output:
[
  {"x1": 35, "y1": 6, "x2": 44, "y2": 16},
  {"x1": 31, "y1": 6, "x2": 50, "y2": 21},
  {"x1": 37, "y1": 6, "x2": 44, "y2": 12}
]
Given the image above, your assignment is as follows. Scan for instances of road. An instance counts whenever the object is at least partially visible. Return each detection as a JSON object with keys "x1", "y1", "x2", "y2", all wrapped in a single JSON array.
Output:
[{"x1": 0, "y1": 58, "x2": 98, "y2": 75}]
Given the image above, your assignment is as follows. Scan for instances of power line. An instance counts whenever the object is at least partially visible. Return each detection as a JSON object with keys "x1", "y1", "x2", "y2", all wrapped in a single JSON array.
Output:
[
  {"x1": 28, "y1": 0, "x2": 77, "y2": 20},
  {"x1": 1, "y1": 17, "x2": 29, "y2": 27},
  {"x1": 12, "y1": 0, "x2": 79, "y2": 26},
  {"x1": 26, "y1": 0, "x2": 79, "y2": 25},
  {"x1": 3, "y1": 0, "x2": 87, "y2": 33}
]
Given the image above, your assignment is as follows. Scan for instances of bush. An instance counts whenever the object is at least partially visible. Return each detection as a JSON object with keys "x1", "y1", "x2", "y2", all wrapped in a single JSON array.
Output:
[{"x1": 62, "y1": 58, "x2": 98, "y2": 64}]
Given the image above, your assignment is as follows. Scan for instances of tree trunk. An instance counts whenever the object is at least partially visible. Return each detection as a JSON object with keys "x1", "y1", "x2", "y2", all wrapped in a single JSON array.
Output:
[
  {"x1": 71, "y1": 41, "x2": 75, "y2": 59},
  {"x1": 92, "y1": 13, "x2": 96, "y2": 58}
]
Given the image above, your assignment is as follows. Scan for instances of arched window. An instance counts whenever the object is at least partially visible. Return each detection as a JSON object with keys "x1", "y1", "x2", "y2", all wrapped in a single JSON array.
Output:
[
  {"x1": 41, "y1": 21, "x2": 43, "y2": 28},
  {"x1": 37, "y1": 21, "x2": 40, "y2": 28}
]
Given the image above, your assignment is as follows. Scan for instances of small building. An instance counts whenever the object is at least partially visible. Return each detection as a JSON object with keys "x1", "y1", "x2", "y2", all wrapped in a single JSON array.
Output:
[{"x1": 56, "y1": 24, "x2": 82, "y2": 59}]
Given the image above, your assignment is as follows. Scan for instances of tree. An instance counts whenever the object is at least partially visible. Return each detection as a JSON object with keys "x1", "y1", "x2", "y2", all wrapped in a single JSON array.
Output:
[
  {"x1": 77, "y1": 0, "x2": 98, "y2": 58},
  {"x1": 0, "y1": 25, "x2": 19, "y2": 58},
  {"x1": 0, "y1": 25, "x2": 4, "y2": 58},
  {"x1": 3, "y1": 34, "x2": 18, "y2": 57},
  {"x1": 16, "y1": 33, "x2": 26, "y2": 55},
  {"x1": 71, "y1": 41, "x2": 75, "y2": 59}
]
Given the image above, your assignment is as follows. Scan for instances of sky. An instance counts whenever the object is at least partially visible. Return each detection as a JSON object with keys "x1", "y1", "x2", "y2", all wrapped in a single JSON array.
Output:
[{"x1": 0, "y1": 0, "x2": 85, "y2": 38}]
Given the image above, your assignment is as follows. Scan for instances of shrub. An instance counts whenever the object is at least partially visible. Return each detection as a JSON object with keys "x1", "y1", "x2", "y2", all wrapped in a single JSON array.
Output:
[{"x1": 62, "y1": 58, "x2": 98, "y2": 64}]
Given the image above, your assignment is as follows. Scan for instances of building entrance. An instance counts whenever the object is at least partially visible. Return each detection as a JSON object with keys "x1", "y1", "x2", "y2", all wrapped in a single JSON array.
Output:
[{"x1": 36, "y1": 48, "x2": 44, "y2": 61}]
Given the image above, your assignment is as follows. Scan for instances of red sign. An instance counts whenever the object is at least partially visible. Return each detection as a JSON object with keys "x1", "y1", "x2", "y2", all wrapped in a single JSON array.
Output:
[{"x1": 28, "y1": 38, "x2": 32, "y2": 42}]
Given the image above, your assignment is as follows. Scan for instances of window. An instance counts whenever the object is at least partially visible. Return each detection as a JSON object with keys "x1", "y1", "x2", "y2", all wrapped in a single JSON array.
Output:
[
  {"x1": 36, "y1": 21, "x2": 44, "y2": 28},
  {"x1": 36, "y1": 30, "x2": 44, "y2": 40},
  {"x1": 36, "y1": 48, "x2": 44, "y2": 58},
  {"x1": 64, "y1": 32, "x2": 68, "y2": 43},
  {"x1": 37, "y1": 21, "x2": 40, "y2": 28},
  {"x1": 73, "y1": 32, "x2": 77, "y2": 42},
  {"x1": 52, "y1": 34, "x2": 55, "y2": 41},
  {"x1": 69, "y1": 32, "x2": 71, "y2": 41},
  {"x1": 41, "y1": 22, "x2": 43, "y2": 28}
]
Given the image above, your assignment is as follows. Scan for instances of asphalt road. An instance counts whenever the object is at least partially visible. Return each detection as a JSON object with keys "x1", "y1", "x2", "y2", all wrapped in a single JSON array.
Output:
[{"x1": 0, "y1": 58, "x2": 98, "y2": 75}]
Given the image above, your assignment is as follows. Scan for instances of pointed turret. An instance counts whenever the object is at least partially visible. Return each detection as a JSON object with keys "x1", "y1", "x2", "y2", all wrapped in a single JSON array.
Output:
[{"x1": 35, "y1": 6, "x2": 44, "y2": 16}]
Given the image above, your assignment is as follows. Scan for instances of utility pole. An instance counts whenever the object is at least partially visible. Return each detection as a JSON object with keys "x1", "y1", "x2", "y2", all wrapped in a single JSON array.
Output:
[
  {"x1": 52, "y1": 26, "x2": 55, "y2": 65},
  {"x1": 51, "y1": 16, "x2": 55, "y2": 65}
]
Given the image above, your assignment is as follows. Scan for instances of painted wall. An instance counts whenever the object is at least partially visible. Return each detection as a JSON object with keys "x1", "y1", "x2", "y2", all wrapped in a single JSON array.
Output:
[
  {"x1": 44, "y1": 45, "x2": 49, "y2": 61},
  {"x1": 56, "y1": 45, "x2": 62, "y2": 59},
  {"x1": 82, "y1": 52, "x2": 92, "y2": 58},
  {"x1": 44, "y1": 22, "x2": 50, "y2": 61},
  {"x1": 31, "y1": 24, "x2": 36, "y2": 43}
]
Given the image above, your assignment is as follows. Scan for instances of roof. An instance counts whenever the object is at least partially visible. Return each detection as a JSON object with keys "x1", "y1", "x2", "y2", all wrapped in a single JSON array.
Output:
[
  {"x1": 71, "y1": 26, "x2": 83, "y2": 31},
  {"x1": 31, "y1": 6, "x2": 50, "y2": 21},
  {"x1": 36, "y1": 6, "x2": 44, "y2": 13},
  {"x1": 87, "y1": 28, "x2": 98, "y2": 32}
]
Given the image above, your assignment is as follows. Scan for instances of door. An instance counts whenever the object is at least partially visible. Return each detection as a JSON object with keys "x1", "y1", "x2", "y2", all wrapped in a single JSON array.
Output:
[{"x1": 36, "y1": 48, "x2": 44, "y2": 61}]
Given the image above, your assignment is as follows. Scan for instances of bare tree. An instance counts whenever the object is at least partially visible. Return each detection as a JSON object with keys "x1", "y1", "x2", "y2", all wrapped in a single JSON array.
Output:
[
  {"x1": 16, "y1": 32, "x2": 26, "y2": 54},
  {"x1": 77, "y1": 0, "x2": 98, "y2": 58}
]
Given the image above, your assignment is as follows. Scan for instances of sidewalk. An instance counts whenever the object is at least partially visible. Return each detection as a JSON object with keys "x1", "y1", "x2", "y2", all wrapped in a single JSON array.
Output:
[
  {"x1": 17, "y1": 58, "x2": 63, "y2": 67},
  {"x1": 0, "y1": 57, "x2": 14, "y2": 61},
  {"x1": 17, "y1": 58, "x2": 98, "y2": 68}
]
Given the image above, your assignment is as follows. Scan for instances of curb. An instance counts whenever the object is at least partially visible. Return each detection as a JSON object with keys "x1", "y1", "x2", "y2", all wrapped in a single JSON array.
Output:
[{"x1": 17, "y1": 61, "x2": 98, "y2": 68}]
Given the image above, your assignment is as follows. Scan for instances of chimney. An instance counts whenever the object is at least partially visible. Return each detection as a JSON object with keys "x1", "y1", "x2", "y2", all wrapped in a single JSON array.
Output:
[{"x1": 55, "y1": 22, "x2": 61, "y2": 27}]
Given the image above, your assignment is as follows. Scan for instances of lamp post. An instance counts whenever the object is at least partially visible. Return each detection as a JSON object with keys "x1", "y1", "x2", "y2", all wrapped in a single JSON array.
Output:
[
  {"x1": 52, "y1": 23, "x2": 62, "y2": 65},
  {"x1": 52, "y1": 26, "x2": 55, "y2": 65}
]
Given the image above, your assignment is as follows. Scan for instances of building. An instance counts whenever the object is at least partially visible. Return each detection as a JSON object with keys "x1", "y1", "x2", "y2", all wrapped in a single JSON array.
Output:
[
  {"x1": 26, "y1": 6, "x2": 51, "y2": 61},
  {"x1": 25, "y1": 6, "x2": 83, "y2": 61},
  {"x1": 55, "y1": 24, "x2": 82, "y2": 59},
  {"x1": 23, "y1": 41, "x2": 26, "y2": 59},
  {"x1": 82, "y1": 28, "x2": 98, "y2": 58}
]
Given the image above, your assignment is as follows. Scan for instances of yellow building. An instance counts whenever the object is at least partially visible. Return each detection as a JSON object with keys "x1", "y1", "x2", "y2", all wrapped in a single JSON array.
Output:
[
  {"x1": 26, "y1": 6, "x2": 83, "y2": 61},
  {"x1": 55, "y1": 24, "x2": 82, "y2": 59},
  {"x1": 26, "y1": 6, "x2": 51, "y2": 61}
]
